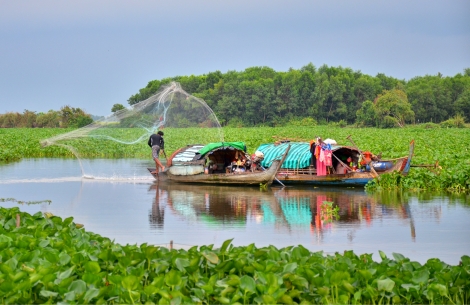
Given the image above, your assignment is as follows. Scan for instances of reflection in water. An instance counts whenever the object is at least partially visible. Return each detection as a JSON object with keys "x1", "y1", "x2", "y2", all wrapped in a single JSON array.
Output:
[
  {"x1": 149, "y1": 187, "x2": 167, "y2": 229},
  {"x1": 148, "y1": 183, "x2": 422, "y2": 240}
]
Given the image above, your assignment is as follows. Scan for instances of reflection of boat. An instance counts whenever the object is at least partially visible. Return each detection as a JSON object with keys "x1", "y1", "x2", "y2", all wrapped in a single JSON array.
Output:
[
  {"x1": 151, "y1": 142, "x2": 290, "y2": 186},
  {"x1": 256, "y1": 140, "x2": 414, "y2": 187},
  {"x1": 149, "y1": 183, "x2": 417, "y2": 239},
  {"x1": 154, "y1": 183, "x2": 281, "y2": 225}
]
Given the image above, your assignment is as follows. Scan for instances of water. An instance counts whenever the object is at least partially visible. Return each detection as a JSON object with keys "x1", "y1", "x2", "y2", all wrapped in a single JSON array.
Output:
[{"x1": 1, "y1": 158, "x2": 469, "y2": 265}]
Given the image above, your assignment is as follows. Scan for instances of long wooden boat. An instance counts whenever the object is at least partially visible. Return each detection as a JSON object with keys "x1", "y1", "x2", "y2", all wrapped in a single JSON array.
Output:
[
  {"x1": 149, "y1": 142, "x2": 290, "y2": 186},
  {"x1": 255, "y1": 140, "x2": 414, "y2": 187}
]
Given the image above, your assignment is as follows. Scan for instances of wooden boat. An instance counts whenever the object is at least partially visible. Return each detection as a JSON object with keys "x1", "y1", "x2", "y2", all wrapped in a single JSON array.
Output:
[
  {"x1": 149, "y1": 142, "x2": 290, "y2": 186},
  {"x1": 255, "y1": 140, "x2": 414, "y2": 187}
]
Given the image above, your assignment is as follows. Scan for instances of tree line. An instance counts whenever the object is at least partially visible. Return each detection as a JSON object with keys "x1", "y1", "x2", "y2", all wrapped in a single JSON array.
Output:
[
  {"x1": 2, "y1": 64, "x2": 468, "y2": 128},
  {"x1": 0, "y1": 106, "x2": 93, "y2": 128},
  {"x1": 127, "y1": 64, "x2": 470, "y2": 128}
]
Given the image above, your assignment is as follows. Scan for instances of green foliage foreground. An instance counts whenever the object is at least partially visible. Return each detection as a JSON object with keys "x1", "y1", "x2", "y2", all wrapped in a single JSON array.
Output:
[{"x1": 1, "y1": 206, "x2": 469, "y2": 304}]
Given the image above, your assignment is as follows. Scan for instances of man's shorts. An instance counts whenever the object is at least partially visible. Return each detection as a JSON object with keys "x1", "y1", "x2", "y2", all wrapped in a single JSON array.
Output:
[{"x1": 152, "y1": 145, "x2": 161, "y2": 159}]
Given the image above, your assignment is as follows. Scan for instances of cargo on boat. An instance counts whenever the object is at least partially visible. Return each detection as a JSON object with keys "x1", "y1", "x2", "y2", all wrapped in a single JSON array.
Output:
[
  {"x1": 149, "y1": 142, "x2": 290, "y2": 186},
  {"x1": 255, "y1": 139, "x2": 414, "y2": 187}
]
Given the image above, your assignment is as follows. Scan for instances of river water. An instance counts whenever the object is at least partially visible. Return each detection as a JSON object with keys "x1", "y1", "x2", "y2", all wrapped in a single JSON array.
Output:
[{"x1": 1, "y1": 158, "x2": 469, "y2": 265}]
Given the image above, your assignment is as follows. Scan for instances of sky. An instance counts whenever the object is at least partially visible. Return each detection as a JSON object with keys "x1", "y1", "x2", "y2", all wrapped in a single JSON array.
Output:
[{"x1": 1, "y1": 0, "x2": 469, "y2": 116}]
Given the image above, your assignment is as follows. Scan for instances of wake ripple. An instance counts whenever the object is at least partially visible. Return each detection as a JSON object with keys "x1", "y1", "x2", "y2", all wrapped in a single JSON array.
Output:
[{"x1": 0, "y1": 175, "x2": 154, "y2": 184}]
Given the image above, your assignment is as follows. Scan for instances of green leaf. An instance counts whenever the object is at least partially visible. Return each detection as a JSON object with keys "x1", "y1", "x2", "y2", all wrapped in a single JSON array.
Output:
[
  {"x1": 84, "y1": 261, "x2": 101, "y2": 274},
  {"x1": 282, "y1": 263, "x2": 298, "y2": 274},
  {"x1": 40, "y1": 290, "x2": 58, "y2": 298},
  {"x1": 69, "y1": 280, "x2": 86, "y2": 296},
  {"x1": 122, "y1": 275, "x2": 139, "y2": 291},
  {"x1": 165, "y1": 270, "x2": 182, "y2": 287},
  {"x1": 330, "y1": 271, "x2": 348, "y2": 286},
  {"x1": 59, "y1": 252, "x2": 71, "y2": 266},
  {"x1": 63, "y1": 216, "x2": 74, "y2": 226},
  {"x1": 64, "y1": 291, "x2": 76, "y2": 301},
  {"x1": 202, "y1": 251, "x2": 219, "y2": 264},
  {"x1": 401, "y1": 283, "x2": 419, "y2": 292},
  {"x1": 379, "y1": 250, "x2": 387, "y2": 260},
  {"x1": 84, "y1": 287, "x2": 100, "y2": 303},
  {"x1": 392, "y1": 253, "x2": 406, "y2": 262},
  {"x1": 39, "y1": 239, "x2": 50, "y2": 248},
  {"x1": 219, "y1": 238, "x2": 234, "y2": 254},
  {"x1": 377, "y1": 278, "x2": 395, "y2": 292},
  {"x1": 240, "y1": 275, "x2": 256, "y2": 293},
  {"x1": 175, "y1": 258, "x2": 190, "y2": 272},
  {"x1": 343, "y1": 281, "x2": 355, "y2": 294},
  {"x1": 411, "y1": 269, "x2": 429, "y2": 285},
  {"x1": 58, "y1": 266, "x2": 75, "y2": 280},
  {"x1": 144, "y1": 285, "x2": 159, "y2": 295}
]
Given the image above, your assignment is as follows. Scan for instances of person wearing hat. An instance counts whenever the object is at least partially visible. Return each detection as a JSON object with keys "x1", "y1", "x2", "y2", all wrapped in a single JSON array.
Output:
[{"x1": 148, "y1": 130, "x2": 165, "y2": 174}]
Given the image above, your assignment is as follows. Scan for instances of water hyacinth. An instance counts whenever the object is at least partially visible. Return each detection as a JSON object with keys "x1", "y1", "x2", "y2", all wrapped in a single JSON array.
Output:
[
  {"x1": 1, "y1": 126, "x2": 469, "y2": 192},
  {"x1": 0, "y1": 206, "x2": 469, "y2": 304}
]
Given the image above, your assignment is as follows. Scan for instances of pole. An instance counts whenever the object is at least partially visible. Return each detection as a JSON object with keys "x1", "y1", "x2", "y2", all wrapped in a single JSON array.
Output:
[{"x1": 346, "y1": 135, "x2": 379, "y2": 179}]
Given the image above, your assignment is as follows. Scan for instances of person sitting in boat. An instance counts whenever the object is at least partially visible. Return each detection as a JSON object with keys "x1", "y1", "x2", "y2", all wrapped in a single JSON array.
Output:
[
  {"x1": 360, "y1": 151, "x2": 372, "y2": 169},
  {"x1": 231, "y1": 151, "x2": 247, "y2": 173}
]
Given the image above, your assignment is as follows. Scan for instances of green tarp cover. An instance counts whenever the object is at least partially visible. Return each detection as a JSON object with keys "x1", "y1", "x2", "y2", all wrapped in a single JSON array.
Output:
[
  {"x1": 257, "y1": 142, "x2": 344, "y2": 169},
  {"x1": 198, "y1": 141, "x2": 246, "y2": 156}
]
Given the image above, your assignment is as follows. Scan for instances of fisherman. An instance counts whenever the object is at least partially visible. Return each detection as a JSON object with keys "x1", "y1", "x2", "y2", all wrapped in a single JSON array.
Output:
[{"x1": 148, "y1": 130, "x2": 165, "y2": 174}]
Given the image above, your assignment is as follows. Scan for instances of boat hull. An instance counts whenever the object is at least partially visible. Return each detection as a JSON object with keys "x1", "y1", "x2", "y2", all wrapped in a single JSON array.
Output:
[{"x1": 265, "y1": 140, "x2": 415, "y2": 187}]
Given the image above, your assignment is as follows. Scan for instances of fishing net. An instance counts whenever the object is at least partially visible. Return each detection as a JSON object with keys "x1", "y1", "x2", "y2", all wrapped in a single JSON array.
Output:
[{"x1": 40, "y1": 82, "x2": 224, "y2": 179}]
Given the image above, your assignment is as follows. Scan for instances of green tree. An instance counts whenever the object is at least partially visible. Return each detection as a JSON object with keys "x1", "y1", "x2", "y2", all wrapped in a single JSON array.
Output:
[
  {"x1": 36, "y1": 110, "x2": 60, "y2": 128},
  {"x1": 356, "y1": 100, "x2": 376, "y2": 127},
  {"x1": 60, "y1": 106, "x2": 93, "y2": 128},
  {"x1": 455, "y1": 89, "x2": 470, "y2": 121},
  {"x1": 374, "y1": 89, "x2": 415, "y2": 128},
  {"x1": 111, "y1": 103, "x2": 126, "y2": 113}
]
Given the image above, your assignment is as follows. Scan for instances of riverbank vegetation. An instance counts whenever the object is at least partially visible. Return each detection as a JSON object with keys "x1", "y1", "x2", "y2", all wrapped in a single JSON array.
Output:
[
  {"x1": 1, "y1": 126, "x2": 469, "y2": 192},
  {"x1": 0, "y1": 206, "x2": 468, "y2": 304},
  {"x1": 0, "y1": 106, "x2": 93, "y2": 129}
]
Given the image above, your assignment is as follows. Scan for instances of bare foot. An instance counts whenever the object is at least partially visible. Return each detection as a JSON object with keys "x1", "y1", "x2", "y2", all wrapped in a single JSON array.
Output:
[
  {"x1": 151, "y1": 171, "x2": 158, "y2": 174},
  {"x1": 161, "y1": 166, "x2": 165, "y2": 171}
]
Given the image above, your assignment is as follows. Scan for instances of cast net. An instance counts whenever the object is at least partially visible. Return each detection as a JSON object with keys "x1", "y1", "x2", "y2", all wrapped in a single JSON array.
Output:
[{"x1": 40, "y1": 82, "x2": 224, "y2": 179}]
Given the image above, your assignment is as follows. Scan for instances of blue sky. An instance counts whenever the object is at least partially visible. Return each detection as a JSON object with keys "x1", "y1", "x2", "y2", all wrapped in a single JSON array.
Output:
[{"x1": 1, "y1": 0, "x2": 469, "y2": 116}]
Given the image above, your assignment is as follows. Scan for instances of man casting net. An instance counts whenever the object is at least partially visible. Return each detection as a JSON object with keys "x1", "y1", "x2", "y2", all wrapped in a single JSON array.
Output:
[{"x1": 40, "y1": 82, "x2": 224, "y2": 178}]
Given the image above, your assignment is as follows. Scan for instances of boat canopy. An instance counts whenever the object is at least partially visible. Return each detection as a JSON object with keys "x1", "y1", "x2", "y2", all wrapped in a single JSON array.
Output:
[
  {"x1": 198, "y1": 141, "x2": 246, "y2": 156},
  {"x1": 256, "y1": 142, "x2": 358, "y2": 169}
]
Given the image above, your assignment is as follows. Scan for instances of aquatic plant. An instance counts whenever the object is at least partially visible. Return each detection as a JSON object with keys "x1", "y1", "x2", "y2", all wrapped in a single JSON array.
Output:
[
  {"x1": 320, "y1": 201, "x2": 339, "y2": 223},
  {"x1": 1, "y1": 126, "x2": 470, "y2": 192},
  {"x1": 0, "y1": 207, "x2": 469, "y2": 304}
]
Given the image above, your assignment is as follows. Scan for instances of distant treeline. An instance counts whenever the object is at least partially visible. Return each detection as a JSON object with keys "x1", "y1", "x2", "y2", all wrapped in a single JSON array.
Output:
[
  {"x1": 0, "y1": 106, "x2": 93, "y2": 128},
  {"x1": 2, "y1": 64, "x2": 469, "y2": 129},
  {"x1": 128, "y1": 64, "x2": 470, "y2": 128}
]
